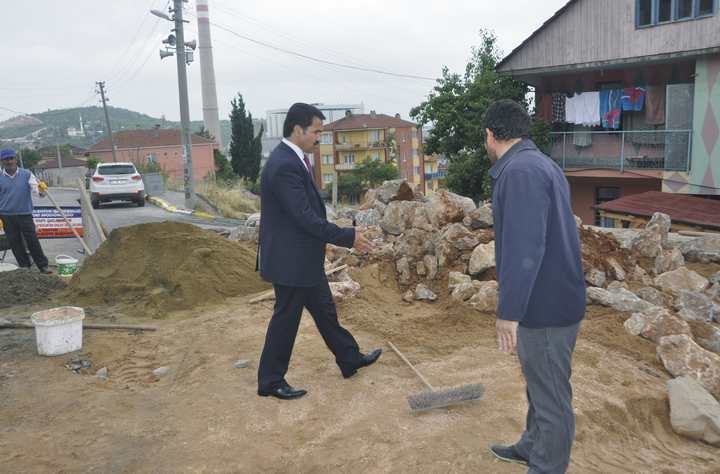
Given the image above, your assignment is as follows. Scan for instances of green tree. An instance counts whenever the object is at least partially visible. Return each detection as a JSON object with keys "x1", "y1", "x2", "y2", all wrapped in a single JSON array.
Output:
[
  {"x1": 354, "y1": 159, "x2": 400, "y2": 188},
  {"x1": 197, "y1": 126, "x2": 236, "y2": 183},
  {"x1": 229, "y1": 94, "x2": 262, "y2": 183},
  {"x1": 18, "y1": 148, "x2": 42, "y2": 169},
  {"x1": 410, "y1": 30, "x2": 547, "y2": 202}
]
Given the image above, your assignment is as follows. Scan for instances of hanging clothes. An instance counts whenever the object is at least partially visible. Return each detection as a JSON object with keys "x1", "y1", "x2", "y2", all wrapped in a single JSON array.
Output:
[
  {"x1": 600, "y1": 89, "x2": 622, "y2": 130},
  {"x1": 573, "y1": 126, "x2": 593, "y2": 147},
  {"x1": 552, "y1": 93, "x2": 566, "y2": 123},
  {"x1": 565, "y1": 92, "x2": 600, "y2": 126},
  {"x1": 621, "y1": 87, "x2": 646, "y2": 111},
  {"x1": 645, "y1": 85, "x2": 666, "y2": 125}
]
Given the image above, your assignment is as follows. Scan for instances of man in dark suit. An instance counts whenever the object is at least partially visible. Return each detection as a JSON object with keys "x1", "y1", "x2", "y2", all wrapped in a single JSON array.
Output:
[{"x1": 257, "y1": 103, "x2": 381, "y2": 400}]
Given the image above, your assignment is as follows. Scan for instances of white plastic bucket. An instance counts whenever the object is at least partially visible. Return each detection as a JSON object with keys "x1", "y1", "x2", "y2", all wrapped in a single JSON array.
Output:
[
  {"x1": 0, "y1": 262, "x2": 17, "y2": 272},
  {"x1": 55, "y1": 255, "x2": 79, "y2": 278},
  {"x1": 31, "y1": 306, "x2": 85, "y2": 356}
]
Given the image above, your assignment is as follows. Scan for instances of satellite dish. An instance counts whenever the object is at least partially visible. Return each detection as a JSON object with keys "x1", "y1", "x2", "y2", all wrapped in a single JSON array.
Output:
[{"x1": 159, "y1": 49, "x2": 174, "y2": 60}]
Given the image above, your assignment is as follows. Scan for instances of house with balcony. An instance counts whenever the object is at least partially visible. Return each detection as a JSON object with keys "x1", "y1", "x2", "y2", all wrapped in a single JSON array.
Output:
[
  {"x1": 497, "y1": 0, "x2": 720, "y2": 226},
  {"x1": 312, "y1": 111, "x2": 425, "y2": 190}
]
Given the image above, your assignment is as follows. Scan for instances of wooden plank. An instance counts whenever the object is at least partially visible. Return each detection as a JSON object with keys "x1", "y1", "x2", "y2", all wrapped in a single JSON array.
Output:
[
  {"x1": 0, "y1": 322, "x2": 157, "y2": 331},
  {"x1": 77, "y1": 178, "x2": 106, "y2": 242}
]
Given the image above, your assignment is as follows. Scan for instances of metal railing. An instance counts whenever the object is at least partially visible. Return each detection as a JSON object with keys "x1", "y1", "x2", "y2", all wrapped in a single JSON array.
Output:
[
  {"x1": 424, "y1": 171, "x2": 447, "y2": 180},
  {"x1": 549, "y1": 130, "x2": 692, "y2": 172}
]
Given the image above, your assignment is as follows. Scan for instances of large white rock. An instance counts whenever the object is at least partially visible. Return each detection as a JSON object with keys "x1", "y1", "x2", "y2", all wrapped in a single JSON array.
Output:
[
  {"x1": 380, "y1": 201, "x2": 422, "y2": 235},
  {"x1": 440, "y1": 223, "x2": 480, "y2": 251},
  {"x1": 423, "y1": 254, "x2": 438, "y2": 281},
  {"x1": 415, "y1": 283, "x2": 437, "y2": 302},
  {"x1": 355, "y1": 208, "x2": 381, "y2": 228},
  {"x1": 680, "y1": 236, "x2": 720, "y2": 263},
  {"x1": 449, "y1": 271, "x2": 471, "y2": 289},
  {"x1": 585, "y1": 268, "x2": 607, "y2": 288},
  {"x1": 396, "y1": 257, "x2": 411, "y2": 285},
  {"x1": 657, "y1": 334, "x2": 720, "y2": 399},
  {"x1": 654, "y1": 248, "x2": 685, "y2": 275},
  {"x1": 330, "y1": 279, "x2": 361, "y2": 302},
  {"x1": 451, "y1": 282, "x2": 478, "y2": 303},
  {"x1": 623, "y1": 307, "x2": 691, "y2": 343},
  {"x1": 469, "y1": 241, "x2": 495, "y2": 275},
  {"x1": 468, "y1": 281, "x2": 499, "y2": 312},
  {"x1": 654, "y1": 267, "x2": 709, "y2": 295},
  {"x1": 675, "y1": 291, "x2": 716, "y2": 322},
  {"x1": 631, "y1": 224, "x2": 664, "y2": 258},
  {"x1": 463, "y1": 206, "x2": 493, "y2": 230},
  {"x1": 586, "y1": 287, "x2": 657, "y2": 313},
  {"x1": 667, "y1": 376, "x2": 720, "y2": 446},
  {"x1": 376, "y1": 179, "x2": 415, "y2": 204},
  {"x1": 606, "y1": 257, "x2": 626, "y2": 281},
  {"x1": 636, "y1": 286, "x2": 668, "y2": 308}
]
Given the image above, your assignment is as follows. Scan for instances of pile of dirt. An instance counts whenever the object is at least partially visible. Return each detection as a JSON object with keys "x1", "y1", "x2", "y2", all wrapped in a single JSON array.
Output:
[
  {"x1": 62, "y1": 221, "x2": 269, "y2": 317},
  {"x1": 579, "y1": 227, "x2": 638, "y2": 275},
  {"x1": 0, "y1": 269, "x2": 67, "y2": 308}
]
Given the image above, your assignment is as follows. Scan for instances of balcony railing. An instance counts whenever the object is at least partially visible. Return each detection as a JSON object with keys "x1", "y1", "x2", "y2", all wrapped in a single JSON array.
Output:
[
  {"x1": 335, "y1": 163, "x2": 355, "y2": 171},
  {"x1": 335, "y1": 142, "x2": 387, "y2": 150},
  {"x1": 549, "y1": 130, "x2": 692, "y2": 172},
  {"x1": 424, "y1": 171, "x2": 447, "y2": 180}
]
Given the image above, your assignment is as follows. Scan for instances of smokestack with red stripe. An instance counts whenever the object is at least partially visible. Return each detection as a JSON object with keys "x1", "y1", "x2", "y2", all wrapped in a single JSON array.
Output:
[{"x1": 196, "y1": 0, "x2": 222, "y2": 150}]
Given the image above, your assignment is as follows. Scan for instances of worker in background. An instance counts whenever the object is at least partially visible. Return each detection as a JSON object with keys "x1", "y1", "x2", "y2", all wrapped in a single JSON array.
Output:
[
  {"x1": 484, "y1": 101, "x2": 585, "y2": 474},
  {"x1": 0, "y1": 149, "x2": 51, "y2": 274}
]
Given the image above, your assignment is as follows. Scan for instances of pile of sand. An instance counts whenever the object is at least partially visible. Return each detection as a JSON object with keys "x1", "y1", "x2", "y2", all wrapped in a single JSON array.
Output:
[
  {"x1": 63, "y1": 221, "x2": 269, "y2": 317},
  {"x1": 0, "y1": 269, "x2": 67, "y2": 308}
]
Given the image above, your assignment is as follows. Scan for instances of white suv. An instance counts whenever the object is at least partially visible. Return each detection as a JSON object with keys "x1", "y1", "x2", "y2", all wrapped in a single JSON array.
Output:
[{"x1": 89, "y1": 162, "x2": 145, "y2": 209}]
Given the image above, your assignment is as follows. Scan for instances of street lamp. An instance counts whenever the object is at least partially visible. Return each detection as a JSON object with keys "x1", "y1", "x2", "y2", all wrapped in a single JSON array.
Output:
[{"x1": 152, "y1": 0, "x2": 196, "y2": 210}]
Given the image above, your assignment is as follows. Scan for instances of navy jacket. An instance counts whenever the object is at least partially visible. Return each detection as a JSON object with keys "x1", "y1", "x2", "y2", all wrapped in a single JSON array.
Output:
[
  {"x1": 490, "y1": 139, "x2": 586, "y2": 328},
  {"x1": 258, "y1": 142, "x2": 355, "y2": 287}
]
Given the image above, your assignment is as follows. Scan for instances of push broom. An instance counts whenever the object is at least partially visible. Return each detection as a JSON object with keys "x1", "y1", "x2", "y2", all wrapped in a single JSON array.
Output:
[{"x1": 387, "y1": 341, "x2": 484, "y2": 412}]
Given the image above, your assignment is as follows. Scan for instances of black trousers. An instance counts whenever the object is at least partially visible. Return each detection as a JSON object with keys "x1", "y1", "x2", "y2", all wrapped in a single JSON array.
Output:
[
  {"x1": 0, "y1": 214, "x2": 49, "y2": 269},
  {"x1": 258, "y1": 277, "x2": 362, "y2": 391}
]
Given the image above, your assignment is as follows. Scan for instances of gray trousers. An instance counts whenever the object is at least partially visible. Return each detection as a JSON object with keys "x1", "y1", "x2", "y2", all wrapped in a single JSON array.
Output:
[{"x1": 514, "y1": 322, "x2": 580, "y2": 474}]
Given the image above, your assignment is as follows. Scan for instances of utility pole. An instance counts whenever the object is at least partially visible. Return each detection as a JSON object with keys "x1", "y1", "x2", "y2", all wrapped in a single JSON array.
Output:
[
  {"x1": 153, "y1": 1, "x2": 196, "y2": 209},
  {"x1": 96, "y1": 81, "x2": 118, "y2": 163},
  {"x1": 56, "y1": 144, "x2": 64, "y2": 186},
  {"x1": 174, "y1": 0, "x2": 194, "y2": 209}
]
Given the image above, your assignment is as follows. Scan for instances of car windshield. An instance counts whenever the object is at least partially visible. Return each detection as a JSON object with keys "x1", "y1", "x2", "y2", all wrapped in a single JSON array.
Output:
[{"x1": 98, "y1": 165, "x2": 136, "y2": 176}]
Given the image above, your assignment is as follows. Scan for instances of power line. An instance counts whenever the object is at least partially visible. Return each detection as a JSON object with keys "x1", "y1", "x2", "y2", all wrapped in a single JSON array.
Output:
[{"x1": 191, "y1": 14, "x2": 436, "y2": 81}]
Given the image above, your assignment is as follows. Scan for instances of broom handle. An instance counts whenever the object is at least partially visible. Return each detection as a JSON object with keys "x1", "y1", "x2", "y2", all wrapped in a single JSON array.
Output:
[{"x1": 387, "y1": 341, "x2": 434, "y2": 391}]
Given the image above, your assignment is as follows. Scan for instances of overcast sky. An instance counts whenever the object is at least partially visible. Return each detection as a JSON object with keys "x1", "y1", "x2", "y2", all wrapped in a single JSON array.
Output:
[{"x1": 1, "y1": 0, "x2": 568, "y2": 124}]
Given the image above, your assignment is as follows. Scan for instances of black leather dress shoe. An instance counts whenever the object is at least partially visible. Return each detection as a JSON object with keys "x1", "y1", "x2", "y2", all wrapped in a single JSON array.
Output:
[
  {"x1": 342, "y1": 348, "x2": 382, "y2": 379},
  {"x1": 258, "y1": 383, "x2": 307, "y2": 400},
  {"x1": 489, "y1": 445, "x2": 529, "y2": 466},
  {"x1": 38, "y1": 267, "x2": 52, "y2": 275}
]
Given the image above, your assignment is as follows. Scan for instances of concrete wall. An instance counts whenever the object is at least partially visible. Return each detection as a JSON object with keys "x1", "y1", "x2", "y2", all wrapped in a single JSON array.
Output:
[
  {"x1": 568, "y1": 176, "x2": 662, "y2": 225},
  {"x1": 500, "y1": 0, "x2": 720, "y2": 73},
  {"x1": 91, "y1": 143, "x2": 215, "y2": 181},
  {"x1": 35, "y1": 166, "x2": 87, "y2": 187}
]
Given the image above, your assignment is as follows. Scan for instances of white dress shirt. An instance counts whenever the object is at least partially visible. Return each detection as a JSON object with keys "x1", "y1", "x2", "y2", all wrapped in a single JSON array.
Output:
[
  {"x1": 282, "y1": 138, "x2": 311, "y2": 173},
  {"x1": 2, "y1": 167, "x2": 40, "y2": 196}
]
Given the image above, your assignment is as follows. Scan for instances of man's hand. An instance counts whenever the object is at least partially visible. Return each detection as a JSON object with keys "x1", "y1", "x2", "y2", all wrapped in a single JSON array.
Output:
[
  {"x1": 496, "y1": 319, "x2": 519, "y2": 354},
  {"x1": 352, "y1": 231, "x2": 372, "y2": 254},
  {"x1": 38, "y1": 181, "x2": 48, "y2": 197}
]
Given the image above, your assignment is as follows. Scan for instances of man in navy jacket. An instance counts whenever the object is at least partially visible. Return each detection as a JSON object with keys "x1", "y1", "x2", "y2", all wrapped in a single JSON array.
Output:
[
  {"x1": 256, "y1": 103, "x2": 381, "y2": 400},
  {"x1": 484, "y1": 101, "x2": 585, "y2": 473}
]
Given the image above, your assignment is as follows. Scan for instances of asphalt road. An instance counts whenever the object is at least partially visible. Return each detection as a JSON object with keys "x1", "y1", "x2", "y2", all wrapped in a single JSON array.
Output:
[{"x1": 1, "y1": 188, "x2": 242, "y2": 269}]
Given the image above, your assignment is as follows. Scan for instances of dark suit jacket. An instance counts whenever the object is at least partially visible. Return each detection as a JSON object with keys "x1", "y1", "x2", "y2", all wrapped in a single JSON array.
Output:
[{"x1": 258, "y1": 142, "x2": 355, "y2": 287}]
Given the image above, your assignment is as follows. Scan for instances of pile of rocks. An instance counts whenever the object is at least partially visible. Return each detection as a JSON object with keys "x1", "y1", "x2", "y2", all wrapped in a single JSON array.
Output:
[{"x1": 581, "y1": 213, "x2": 720, "y2": 445}]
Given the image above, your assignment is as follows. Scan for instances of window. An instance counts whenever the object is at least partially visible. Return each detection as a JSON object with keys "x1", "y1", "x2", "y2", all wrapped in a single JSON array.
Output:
[
  {"x1": 638, "y1": 0, "x2": 653, "y2": 25},
  {"x1": 638, "y1": 0, "x2": 716, "y2": 26},
  {"x1": 344, "y1": 153, "x2": 355, "y2": 164},
  {"x1": 320, "y1": 133, "x2": 332, "y2": 145},
  {"x1": 425, "y1": 164, "x2": 432, "y2": 174},
  {"x1": 698, "y1": 0, "x2": 715, "y2": 15},
  {"x1": 595, "y1": 187, "x2": 620, "y2": 227},
  {"x1": 411, "y1": 128, "x2": 417, "y2": 140},
  {"x1": 658, "y1": 0, "x2": 673, "y2": 21},
  {"x1": 323, "y1": 174, "x2": 333, "y2": 184},
  {"x1": 368, "y1": 130, "x2": 380, "y2": 142},
  {"x1": 677, "y1": 0, "x2": 694, "y2": 18},
  {"x1": 340, "y1": 134, "x2": 347, "y2": 144},
  {"x1": 414, "y1": 166, "x2": 420, "y2": 176},
  {"x1": 371, "y1": 151, "x2": 380, "y2": 161},
  {"x1": 322, "y1": 154, "x2": 333, "y2": 165}
]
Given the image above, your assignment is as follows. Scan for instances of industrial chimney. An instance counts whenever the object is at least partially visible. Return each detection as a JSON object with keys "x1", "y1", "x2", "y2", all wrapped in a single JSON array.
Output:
[{"x1": 196, "y1": 0, "x2": 222, "y2": 149}]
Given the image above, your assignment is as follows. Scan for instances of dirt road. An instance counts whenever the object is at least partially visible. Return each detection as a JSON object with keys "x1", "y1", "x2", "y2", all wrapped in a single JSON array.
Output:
[{"x1": 0, "y1": 263, "x2": 717, "y2": 473}]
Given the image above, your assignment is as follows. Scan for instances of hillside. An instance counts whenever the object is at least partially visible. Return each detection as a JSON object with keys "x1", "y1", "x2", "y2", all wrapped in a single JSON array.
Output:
[{"x1": 0, "y1": 106, "x2": 246, "y2": 151}]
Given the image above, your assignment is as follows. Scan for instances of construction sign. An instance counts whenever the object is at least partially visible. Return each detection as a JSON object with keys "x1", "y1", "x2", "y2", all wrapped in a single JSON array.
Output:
[{"x1": 32, "y1": 206, "x2": 84, "y2": 239}]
